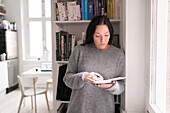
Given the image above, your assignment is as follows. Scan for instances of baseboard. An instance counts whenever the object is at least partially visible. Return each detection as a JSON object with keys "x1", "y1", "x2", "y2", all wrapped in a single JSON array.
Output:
[
  {"x1": 125, "y1": 111, "x2": 145, "y2": 113},
  {"x1": 6, "y1": 84, "x2": 18, "y2": 94}
]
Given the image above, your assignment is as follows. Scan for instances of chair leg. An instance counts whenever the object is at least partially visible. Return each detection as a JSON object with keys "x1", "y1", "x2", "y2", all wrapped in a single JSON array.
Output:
[
  {"x1": 18, "y1": 96, "x2": 24, "y2": 113},
  {"x1": 45, "y1": 92, "x2": 50, "y2": 111},
  {"x1": 33, "y1": 79, "x2": 37, "y2": 113},
  {"x1": 31, "y1": 96, "x2": 33, "y2": 109},
  {"x1": 34, "y1": 95, "x2": 37, "y2": 113}
]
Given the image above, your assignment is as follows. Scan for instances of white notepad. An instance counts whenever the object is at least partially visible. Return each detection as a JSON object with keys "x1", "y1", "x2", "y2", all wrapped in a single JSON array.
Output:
[{"x1": 92, "y1": 77, "x2": 126, "y2": 84}]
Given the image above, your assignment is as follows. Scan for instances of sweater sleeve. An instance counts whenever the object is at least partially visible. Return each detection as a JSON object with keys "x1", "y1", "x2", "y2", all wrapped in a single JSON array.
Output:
[
  {"x1": 105, "y1": 52, "x2": 125, "y2": 95},
  {"x1": 63, "y1": 46, "x2": 88, "y2": 89}
]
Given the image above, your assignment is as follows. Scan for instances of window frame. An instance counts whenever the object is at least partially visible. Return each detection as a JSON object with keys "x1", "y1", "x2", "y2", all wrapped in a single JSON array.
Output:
[
  {"x1": 148, "y1": 0, "x2": 168, "y2": 113},
  {"x1": 23, "y1": 0, "x2": 51, "y2": 60}
]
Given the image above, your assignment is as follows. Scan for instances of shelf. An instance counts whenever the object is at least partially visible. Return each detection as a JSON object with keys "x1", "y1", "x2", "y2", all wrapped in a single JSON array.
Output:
[
  {"x1": 53, "y1": 19, "x2": 120, "y2": 24},
  {"x1": 56, "y1": 100, "x2": 70, "y2": 103},
  {"x1": 0, "y1": 4, "x2": 5, "y2": 7},
  {"x1": 0, "y1": 12, "x2": 5, "y2": 16},
  {"x1": 56, "y1": 61, "x2": 69, "y2": 64}
]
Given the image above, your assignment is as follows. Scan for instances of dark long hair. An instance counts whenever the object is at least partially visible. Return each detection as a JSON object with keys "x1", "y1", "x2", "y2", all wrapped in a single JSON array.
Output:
[{"x1": 82, "y1": 16, "x2": 114, "y2": 45}]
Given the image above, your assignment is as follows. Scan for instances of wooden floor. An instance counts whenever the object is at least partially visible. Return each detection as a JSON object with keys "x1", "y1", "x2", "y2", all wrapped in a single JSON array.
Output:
[{"x1": 0, "y1": 88, "x2": 53, "y2": 113}]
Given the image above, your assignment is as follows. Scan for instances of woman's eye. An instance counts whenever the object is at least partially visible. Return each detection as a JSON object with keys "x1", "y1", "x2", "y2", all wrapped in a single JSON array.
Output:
[{"x1": 95, "y1": 35, "x2": 101, "y2": 37}]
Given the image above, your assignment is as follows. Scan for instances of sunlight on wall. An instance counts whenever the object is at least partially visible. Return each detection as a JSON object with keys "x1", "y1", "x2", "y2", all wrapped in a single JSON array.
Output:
[{"x1": 166, "y1": 1, "x2": 170, "y2": 112}]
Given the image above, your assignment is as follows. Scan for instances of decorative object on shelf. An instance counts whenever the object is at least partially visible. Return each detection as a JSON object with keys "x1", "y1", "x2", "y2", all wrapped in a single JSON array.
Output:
[
  {"x1": 0, "y1": 53, "x2": 6, "y2": 61},
  {"x1": 0, "y1": 7, "x2": 5, "y2": 14},
  {"x1": 1, "y1": 20, "x2": 17, "y2": 30},
  {"x1": 2, "y1": 20, "x2": 9, "y2": 29},
  {"x1": 77, "y1": 32, "x2": 86, "y2": 45},
  {"x1": 0, "y1": 1, "x2": 6, "y2": 19},
  {"x1": 0, "y1": 21, "x2": 4, "y2": 29}
]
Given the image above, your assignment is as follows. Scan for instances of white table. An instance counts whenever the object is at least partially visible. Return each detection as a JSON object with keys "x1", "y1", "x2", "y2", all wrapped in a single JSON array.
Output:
[{"x1": 22, "y1": 68, "x2": 52, "y2": 87}]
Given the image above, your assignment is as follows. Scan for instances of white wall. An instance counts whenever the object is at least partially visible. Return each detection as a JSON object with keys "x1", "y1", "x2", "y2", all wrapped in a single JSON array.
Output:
[
  {"x1": 145, "y1": 0, "x2": 153, "y2": 113},
  {"x1": 4, "y1": 0, "x2": 23, "y2": 74},
  {"x1": 125, "y1": 0, "x2": 146, "y2": 112},
  {"x1": 4, "y1": 0, "x2": 44, "y2": 74}
]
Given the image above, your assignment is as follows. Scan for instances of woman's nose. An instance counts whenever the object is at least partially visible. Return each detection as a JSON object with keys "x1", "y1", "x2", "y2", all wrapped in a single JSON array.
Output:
[{"x1": 101, "y1": 36, "x2": 105, "y2": 42}]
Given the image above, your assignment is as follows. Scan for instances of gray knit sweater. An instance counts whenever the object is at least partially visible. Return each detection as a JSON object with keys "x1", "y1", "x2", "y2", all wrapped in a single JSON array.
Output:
[{"x1": 63, "y1": 43, "x2": 125, "y2": 113}]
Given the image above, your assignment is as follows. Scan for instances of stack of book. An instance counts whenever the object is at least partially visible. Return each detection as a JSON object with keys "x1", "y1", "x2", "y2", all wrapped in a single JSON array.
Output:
[
  {"x1": 56, "y1": 0, "x2": 120, "y2": 21},
  {"x1": 56, "y1": 1, "x2": 81, "y2": 21},
  {"x1": 56, "y1": 64, "x2": 72, "y2": 101},
  {"x1": 57, "y1": 103, "x2": 68, "y2": 113},
  {"x1": 56, "y1": 31, "x2": 76, "y2": 61}
]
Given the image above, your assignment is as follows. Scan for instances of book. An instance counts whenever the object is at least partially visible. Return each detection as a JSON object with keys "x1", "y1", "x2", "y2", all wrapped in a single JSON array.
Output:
[
  {"x1": 93, "y1": 0, "x2": 97, "y2": 16},
  {"x1": 100, "y1": 0, "x2": 104, "y2": 15},
  {"x1": 67, "y1": 1, "x2": 77, "y2": 21},
  {"x1": 115, "y1": 0, "x2": 120, "y2": 19},
  {"x1": 56, "y1": 31, "x2": 76, "y2": 61},
  {"x1": 112, "y1": 0, "x2": 116, "y2": 19},
  {"x1": 60, "y1": 31, "x2": 68, "y2": 61},
  {"x1": 107, "y1": 0, "x2": 110, "y2": 18},
  {"x1": 110, "y1": 0, "x2": 113, "y2": 18},
  {"x1": 81, "y1": 0, "x2": 84, "y2": 20},
  {"x1": 56, "y1": 3, "x2": 59, "y2": 21},
  {"x1": 76, "y1": 5, "x2": 81, "y2": 21},
  {"x1": 96, "y1": 0, "x2": 99, "y2": 16},
  {"x1": 84, "y1": 0, "x2": 88, "y2": 20},
  {"x1": 56, "y1": 32, "x2": 61, "y2": 61},
  {"x1": 57, "y1": 2, "x2": 67, "y2": 21},
  {"x1": 57, "y1": 103, "x2": 65, "y2": 113},
  {"x1": 56, "y1": 64, "x2": 72, "y2": 101},
  {"x1": 57, "y1": 103, "x2": 68, "y2": 113},
  {"x1": 88, "y1": 2, "x2": 93, "y2": 20},
  {"x1": 92, "y1": 76, "x2": 126, "y2": 84}
]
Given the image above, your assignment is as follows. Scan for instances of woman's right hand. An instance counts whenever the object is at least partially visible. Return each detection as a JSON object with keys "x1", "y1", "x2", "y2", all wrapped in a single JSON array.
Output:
[{"x1": 84, "y1": 72, "x2": 103, "y2": 82}]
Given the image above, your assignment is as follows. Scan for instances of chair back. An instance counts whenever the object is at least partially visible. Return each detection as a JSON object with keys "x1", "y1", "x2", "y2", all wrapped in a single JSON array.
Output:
[{"x1": 17, "y1": 75, "x2": 38, "y2": 94}]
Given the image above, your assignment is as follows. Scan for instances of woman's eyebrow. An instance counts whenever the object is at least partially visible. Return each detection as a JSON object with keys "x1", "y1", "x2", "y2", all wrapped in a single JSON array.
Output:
[
  {"x1": 105, "y1": 31, "x2": 110, "y2": 34},
  {"x1": 94, "y1": 32, "x2": 100, "y2": 34},
  {"x1": 95, "y1": 31, "x2": 109, "y2": 34}
]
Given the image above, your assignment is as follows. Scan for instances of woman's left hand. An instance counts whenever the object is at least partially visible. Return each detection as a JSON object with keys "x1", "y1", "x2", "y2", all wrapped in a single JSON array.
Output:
[{"x1": 96, "y1": 81, "x2": 116, "y2": 88}]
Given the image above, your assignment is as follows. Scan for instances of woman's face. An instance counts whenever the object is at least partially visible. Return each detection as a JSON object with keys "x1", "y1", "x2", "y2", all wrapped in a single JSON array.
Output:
[{"x1": 93, "y1": 25, "x2": 110, "y2": 50}]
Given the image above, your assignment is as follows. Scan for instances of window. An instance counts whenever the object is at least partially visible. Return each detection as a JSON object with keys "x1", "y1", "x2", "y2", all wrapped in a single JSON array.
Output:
[
  {"x1": 149, "y1": 0, "x2": 168, "y2": 113},
  {"x1": 23, "y1": 0, "x2": 51, "y2": 60}
]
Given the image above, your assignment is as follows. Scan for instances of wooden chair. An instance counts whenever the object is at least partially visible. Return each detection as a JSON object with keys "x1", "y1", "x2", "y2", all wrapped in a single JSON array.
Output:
[
  {"x1": 17, "y1": 75, "x2": 50, "y2": 113},
  {"x1": 46, "y1": 79, "x2": 53, "y2": 94}
]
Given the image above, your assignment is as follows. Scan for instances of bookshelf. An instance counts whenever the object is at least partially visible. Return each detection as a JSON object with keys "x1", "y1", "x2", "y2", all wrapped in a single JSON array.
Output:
[
  {"x1": 51, "y1": 0, "x2": 125, "y2": 113},
  {"x1": 53, "y1": 19, "x2": 120, "y2": 24}
]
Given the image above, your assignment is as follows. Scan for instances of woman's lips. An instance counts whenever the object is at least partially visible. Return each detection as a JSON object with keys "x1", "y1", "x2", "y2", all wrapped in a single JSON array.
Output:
[{"x1": 100, "y1": 43, "x2": 105, "y2": 46}]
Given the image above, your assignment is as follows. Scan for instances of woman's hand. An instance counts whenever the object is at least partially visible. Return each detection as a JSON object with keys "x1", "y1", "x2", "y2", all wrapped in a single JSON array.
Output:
[
  {"x1": 84, "y1": 72, "x2": 115, "y2": 88},
  {"x1": 84, "y1": 72, "x2": 103, "y2": 82},
  {"x1": 96, "y1": 81, "x2": 116, "y2": 88}
]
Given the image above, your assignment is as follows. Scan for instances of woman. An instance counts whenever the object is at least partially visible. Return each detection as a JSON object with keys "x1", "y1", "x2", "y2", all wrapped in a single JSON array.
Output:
[{"x1": 63, "y1": 16, "x2": 125, "y2": 113}]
